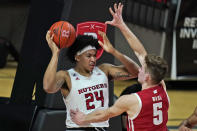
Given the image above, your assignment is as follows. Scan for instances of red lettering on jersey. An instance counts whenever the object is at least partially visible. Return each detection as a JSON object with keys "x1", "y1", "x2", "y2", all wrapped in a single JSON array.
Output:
[
  {"x1": 77, "y1": 83, "x2": 108, "y2": 95},
  {"x1": 78, "y1": 89, "x2": 83, "y2": 94}
]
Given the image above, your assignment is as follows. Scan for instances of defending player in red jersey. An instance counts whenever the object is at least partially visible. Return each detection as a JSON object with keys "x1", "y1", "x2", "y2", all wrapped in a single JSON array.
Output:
[{"x1": 70, "y1": 3, "x2": 169, "y2": 131}]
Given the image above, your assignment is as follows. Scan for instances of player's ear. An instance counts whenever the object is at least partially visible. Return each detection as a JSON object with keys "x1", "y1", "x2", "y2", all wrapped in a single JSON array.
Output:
[
  {"x1": 145, "y1": 73, "x2": 150, "y2": 82},
  {"x1": 75, "y1": 55, "x2": 80, "y2": 62}
]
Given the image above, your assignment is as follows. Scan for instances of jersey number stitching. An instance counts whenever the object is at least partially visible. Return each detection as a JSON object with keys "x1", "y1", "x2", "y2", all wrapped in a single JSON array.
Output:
[
  {"x1": 85, "y1": 90, "x2": 104, "y2": 110},
  {"x1": 153, "y1": 102, "x2": 163, "y2": 125}
]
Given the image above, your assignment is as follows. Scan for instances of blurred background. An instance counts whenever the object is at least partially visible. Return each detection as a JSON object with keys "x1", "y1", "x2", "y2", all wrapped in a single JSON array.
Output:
[{"x1": 0, "y1": 0, "x2": 196, "y2": 131}]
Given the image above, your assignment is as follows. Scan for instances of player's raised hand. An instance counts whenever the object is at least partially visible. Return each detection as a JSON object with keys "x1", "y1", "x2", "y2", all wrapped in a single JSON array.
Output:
[
  {"x1": 46, "y1": 30, "x2": 59, "y2": 54},
  {"x1": 105, "y1": 3, "x2": 124, "y2": 28},
  {"x1": 98, "y1": 31, "x2": 115, "y2": 54}
]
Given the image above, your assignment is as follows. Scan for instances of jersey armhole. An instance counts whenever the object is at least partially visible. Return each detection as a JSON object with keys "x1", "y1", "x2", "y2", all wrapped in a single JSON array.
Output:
[
  {"x1": 96, "y1": 66, "x2": 109, "y2": 81},
  {"x1": 61, "y1": 82, "x2": 70, "y2": 91},
  {"x1": 129, "y1": 93, "x2": 142, "y2": 120},
  {"x1": 61, "y1": 69, "x2": 73, "y2": 99}
]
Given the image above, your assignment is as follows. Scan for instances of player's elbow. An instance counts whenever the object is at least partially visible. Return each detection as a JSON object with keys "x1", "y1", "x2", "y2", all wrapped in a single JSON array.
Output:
[
  {"x1": 43, "y1": 82, "x2": 57, "y2": 94},
  {"x1": 126, "y1": 69, "x2": 138, "y2": 80},
  {"x1": 43, "y1": 85, "x2": 53, "y2": 93},
  {"x1": 95, "y1": 115, "x2": 109, "y2": 122}
]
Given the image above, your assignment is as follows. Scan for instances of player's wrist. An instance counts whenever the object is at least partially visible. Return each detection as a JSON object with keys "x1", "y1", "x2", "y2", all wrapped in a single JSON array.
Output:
[
  {"x1": 108, "y1": 47, "x2": 116, "y2": 54},
  {"x1": 52, "y1": 50, "x2": 59, "y2": 58},
  {"x1": 117, "y1": 22, "x2": 126, "y2": 30},
  {"x1": 80, "y1": 117, "x2": 89, "y2": 125},
  {"x1": 181, "y1": 119, "x2": 192, "y2": 128},
  {"x1": 110, "y1": 48, "x2": 119, "y2": 57}
]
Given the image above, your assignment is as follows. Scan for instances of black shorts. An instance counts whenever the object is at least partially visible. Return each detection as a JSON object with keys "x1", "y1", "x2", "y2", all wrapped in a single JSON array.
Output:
[{"x1": 66, "y1": 127, "x2": 108, "y2": 131}]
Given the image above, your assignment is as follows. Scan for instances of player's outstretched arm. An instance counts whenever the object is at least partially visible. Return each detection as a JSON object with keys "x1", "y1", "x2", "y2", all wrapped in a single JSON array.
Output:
[
  {"x1": 106, "y1": 3, "x2": 147, "y2": 65},
  {"x1": 43, "y1": 31, "x2": 65, "y2": 93},
  {"x1": 106, "y1": 3, "x2": 168, "y2": 89},
  {"x1": 179, "y1": 107, "x2": 197, "y2": 131},
  {"x1": 70, "y1": 95, "x2": 134, "y2": 125},
  {"x1": 98, "y1": 31, "x2": 139, "y2": 80}
]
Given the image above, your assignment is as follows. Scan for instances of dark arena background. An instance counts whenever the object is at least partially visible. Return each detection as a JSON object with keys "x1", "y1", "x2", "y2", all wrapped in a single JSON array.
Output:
[{"x1": 0, "y1": 0, "x2": 197, "y2": 131}]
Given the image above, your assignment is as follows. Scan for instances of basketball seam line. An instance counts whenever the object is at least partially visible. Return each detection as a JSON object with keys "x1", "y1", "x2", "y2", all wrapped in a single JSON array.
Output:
[
  {"x1": 67, "y1": 23, "x2": 72, "y2": 47},
  {"x1": 59, "y1": 21, "x2": 64, "y2": 49}
]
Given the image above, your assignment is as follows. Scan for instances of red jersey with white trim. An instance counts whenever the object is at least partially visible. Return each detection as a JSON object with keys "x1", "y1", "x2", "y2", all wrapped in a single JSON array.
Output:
[{"x1": 127, "y1": 84, "x2": 169, "y2": 131}]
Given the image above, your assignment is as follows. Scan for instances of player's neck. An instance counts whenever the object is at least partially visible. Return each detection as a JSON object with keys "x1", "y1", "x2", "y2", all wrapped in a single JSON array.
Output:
[
  {"x1": 141, "y1": 82, "x2": 159, "y2": 90},
  {"x1": 74, "y1": 67, "x2": 92, "y2": 77}
]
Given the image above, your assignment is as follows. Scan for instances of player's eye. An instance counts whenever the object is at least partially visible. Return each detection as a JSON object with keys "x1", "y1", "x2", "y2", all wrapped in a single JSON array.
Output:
[{"x1": 86, "y1": 55, "x2": 91, "y2": 58}]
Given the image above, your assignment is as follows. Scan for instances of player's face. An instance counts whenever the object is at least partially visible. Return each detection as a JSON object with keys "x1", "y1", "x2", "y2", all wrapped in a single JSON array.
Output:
[{"x1": 79, "y1": 49, "x2": 97, "y2": 72}]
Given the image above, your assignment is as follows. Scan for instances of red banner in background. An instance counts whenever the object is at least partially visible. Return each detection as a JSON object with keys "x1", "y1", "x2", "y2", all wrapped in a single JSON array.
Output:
[{"x1": 76, "y1": 21, "x2": 107, "y2": 60}]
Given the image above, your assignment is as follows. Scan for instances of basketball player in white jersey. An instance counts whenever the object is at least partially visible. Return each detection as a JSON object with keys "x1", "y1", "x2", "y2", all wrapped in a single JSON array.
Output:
[
  {"x1": 70, "y1": 3, "x2": 169, "y2": 131},
  {"x1": 44, "y1": 25, "x2": 139, "y2": 130}
]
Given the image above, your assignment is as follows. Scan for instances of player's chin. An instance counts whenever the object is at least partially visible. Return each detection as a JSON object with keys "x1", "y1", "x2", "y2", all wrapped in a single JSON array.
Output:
[{"x1": 89, "y1": 65, "x2": 95, "y2": 71}]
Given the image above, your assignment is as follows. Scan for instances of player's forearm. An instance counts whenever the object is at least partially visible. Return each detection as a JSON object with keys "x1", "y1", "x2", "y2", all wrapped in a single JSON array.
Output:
[
  {"x1": 187, "y1": 113, "x2": 197, "y2": 128},
  {"x1": 118, "y1": 22, "x2": 147, "y2": 57},
  {"x1": 111, "y1": 49, "x2": 139, "y2": 77},
  {"x1": 83, "y1": 109, "x2": 109, "y2": 124},
  {"x1": 43, "y1": 53, "x2": 59, "y2": 93}
]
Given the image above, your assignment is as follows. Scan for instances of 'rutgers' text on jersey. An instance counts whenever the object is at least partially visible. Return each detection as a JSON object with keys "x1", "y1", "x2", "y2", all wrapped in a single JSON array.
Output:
[
  {"x1": 63, "y1": 67, "x2": 109, "y2": 128},
  {"x1": 127, "y1": 84, "x2": 169, "y2": 131}
]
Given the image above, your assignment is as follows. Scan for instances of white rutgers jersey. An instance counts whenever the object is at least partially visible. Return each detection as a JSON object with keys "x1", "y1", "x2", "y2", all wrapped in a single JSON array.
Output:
[{"x1": 63, "y1": 67, "x2": 109, "y2": 128}]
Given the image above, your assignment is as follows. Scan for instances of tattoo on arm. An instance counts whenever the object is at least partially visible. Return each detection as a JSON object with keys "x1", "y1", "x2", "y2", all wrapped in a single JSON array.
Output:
[
  {"x1": 114, "y1": 72, "x2": 132, "y2": 79},
  {"x1": 56, "y1": 80, "x2": 65, "y2": 89}
]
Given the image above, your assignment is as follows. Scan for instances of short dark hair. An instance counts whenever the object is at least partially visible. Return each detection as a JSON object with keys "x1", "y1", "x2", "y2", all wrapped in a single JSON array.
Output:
[
  {"x1": 145, "y1": 54, "x2": 168, "y2": 84},
  {"x1": 67, "y1": 35, "x2": 101, "y2": 63}
]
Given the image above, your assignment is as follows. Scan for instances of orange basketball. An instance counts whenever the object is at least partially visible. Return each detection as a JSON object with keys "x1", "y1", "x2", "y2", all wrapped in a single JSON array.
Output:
[{"x1": 49, "y1": 21, "x2": 76, "y2": 48}]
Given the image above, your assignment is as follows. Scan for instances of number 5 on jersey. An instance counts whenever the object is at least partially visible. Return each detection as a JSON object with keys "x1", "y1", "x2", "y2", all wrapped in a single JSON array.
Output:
[{"x1": 153, "y1": 102, "x2": 163, "y2": 125}]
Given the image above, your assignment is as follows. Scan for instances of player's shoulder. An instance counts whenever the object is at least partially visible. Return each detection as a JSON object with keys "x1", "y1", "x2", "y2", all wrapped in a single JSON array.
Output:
[
  {"x1": 98, "y1": 63, "x2": 113, "y2": 70},
  {"x1": 57, "y1": 70, "x2": 69, "y2": 78},
  {"x1": 160, "y1": 80, "x2": 167, "y2": 91},
  {"x1": 116, "y1": 94, "x2": 140, "y2": 113},
  {"x1": 119, "y1": 94, "x2": 139, "y2": 105},
  {"x1": 57, "y1": 70, "x2": 68, "y2": 74},
  {"x1": 97, "y1": 63, "x2": 113, "y2": 74}
]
